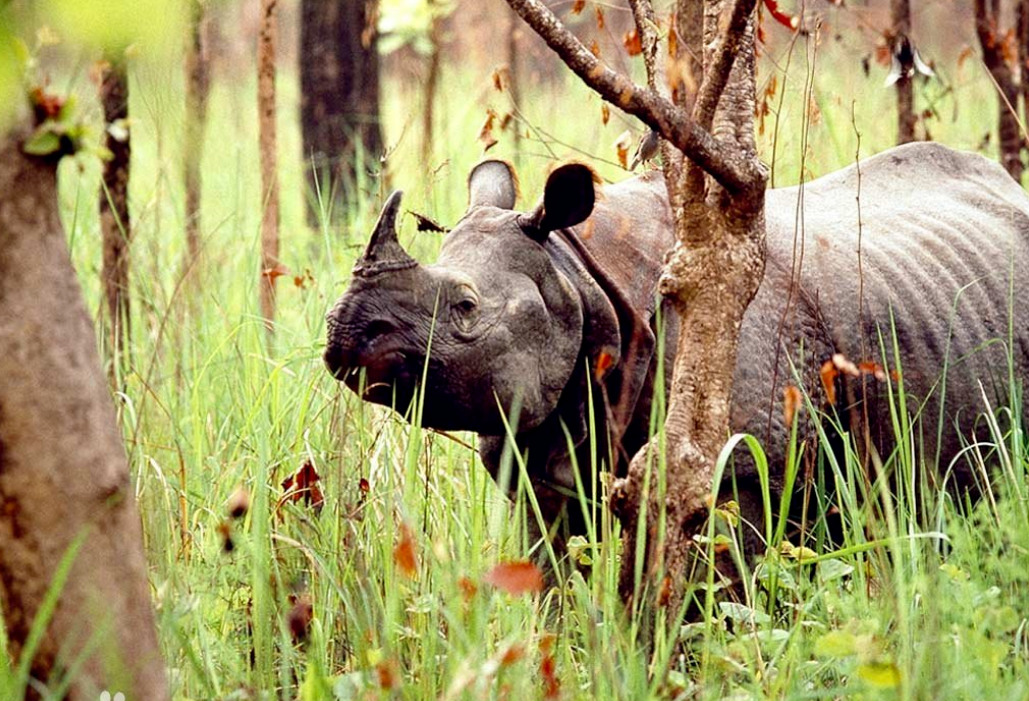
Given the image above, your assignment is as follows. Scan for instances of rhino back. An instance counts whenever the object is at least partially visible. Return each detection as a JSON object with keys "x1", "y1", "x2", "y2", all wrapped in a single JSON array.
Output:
[
  {"x1": 742, "y1": 142, "x2": 1029, "y2": 473},
  {"x1": 575, "y1": 171, "x2": 673, "y2": 313}
]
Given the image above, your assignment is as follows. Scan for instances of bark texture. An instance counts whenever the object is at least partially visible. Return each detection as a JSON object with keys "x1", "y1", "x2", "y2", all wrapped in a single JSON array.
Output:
[
  {"x1": 299, "y1": 0, "x2": 384, "y2": 223},
  {"x1": 890, "y1": 0, "x2": 916, "y2": 144},
  {"x1": 976, "y1": 0, "x2": 1025, "y2": 181},
  {"x1": 504, "y1": 0, "x2": 767, "y2": 613},
  {"x1": 98, "y1": 58, "x2": 131, "y2": 366},
  {"x1": 184, "y1": 0, "x2": 211, "y2": 269},
  {"x1": 258, "y1": 0, "x2": 279, "y2": 327},
  {"x1": 0, "y1": 127, "x2": 167, "y2": 700},
  {"x1": 422, "y1": 0, "x2": 442, "y2": 170}
]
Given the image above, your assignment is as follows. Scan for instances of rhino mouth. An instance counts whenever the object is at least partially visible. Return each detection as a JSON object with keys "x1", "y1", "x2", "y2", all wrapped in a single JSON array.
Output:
[{"x1": 326, "y1": 347, "x2": 419, "y2": 409}]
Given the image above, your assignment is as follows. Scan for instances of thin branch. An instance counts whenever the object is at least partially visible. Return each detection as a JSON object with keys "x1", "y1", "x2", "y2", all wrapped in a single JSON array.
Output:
[
  {"x1": 504, "y1": 0, "x2": 761, "y2": 196},
  {"x1": 693, "y1": 0, "x2": 760, "y2": 131}
]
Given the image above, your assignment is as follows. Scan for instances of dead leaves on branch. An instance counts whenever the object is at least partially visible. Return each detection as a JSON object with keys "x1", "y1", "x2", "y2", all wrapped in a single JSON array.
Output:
[
  {"x1": 279, "y1": 459, "x2": 324, "y2": 512},
  {"x1": 484, "y1": 561, "x2": 544, "y2": 595}
]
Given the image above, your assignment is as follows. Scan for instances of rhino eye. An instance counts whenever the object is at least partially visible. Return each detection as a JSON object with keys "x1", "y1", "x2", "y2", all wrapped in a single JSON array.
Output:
[{"x1": 455, "y1": 298, "x2": 477, "y2": 314}]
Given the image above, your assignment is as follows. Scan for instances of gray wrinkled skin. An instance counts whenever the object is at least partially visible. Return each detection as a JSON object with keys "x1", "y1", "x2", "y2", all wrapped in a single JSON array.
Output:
[{"x1": 325, "y1": 142, "x2": 1029, "y2": 538}]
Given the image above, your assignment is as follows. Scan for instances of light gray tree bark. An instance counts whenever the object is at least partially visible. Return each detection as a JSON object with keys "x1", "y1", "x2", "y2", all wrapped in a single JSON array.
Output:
[{"x1": 0, "y1": 122, "x2": 167, "y2": 699}]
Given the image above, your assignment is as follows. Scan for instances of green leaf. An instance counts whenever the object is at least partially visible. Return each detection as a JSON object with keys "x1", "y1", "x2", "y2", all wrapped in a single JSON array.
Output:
[
  {"x1": 23, "y1": 129, "x2": 60, "y2": 155},
  {"x1": 817, "y1": 558, "x2": 854, "y2": 582},
  {"x1": 857, "y1": 661, "x2": 901, "y2": 688},
  {"x1": 719, "y1": 602, "x2": 770, "y2": 627},
  {"x1": 814, "y1": 630, "x2": 857, "y2": 658}
]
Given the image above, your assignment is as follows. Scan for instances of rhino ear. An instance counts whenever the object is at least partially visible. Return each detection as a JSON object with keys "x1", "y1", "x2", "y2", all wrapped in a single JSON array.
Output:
[
  {"x1": 520, "y1": 163, "x2": 599, "y2": 242},
  {"x1": 468, "y1": 159, "x2": 519, "y2": 210}
]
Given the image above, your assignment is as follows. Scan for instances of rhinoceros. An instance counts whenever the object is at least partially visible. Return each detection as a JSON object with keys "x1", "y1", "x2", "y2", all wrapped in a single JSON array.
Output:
[{"x1": 324, "y1": 142, "x2": 1029, "y2": 542}]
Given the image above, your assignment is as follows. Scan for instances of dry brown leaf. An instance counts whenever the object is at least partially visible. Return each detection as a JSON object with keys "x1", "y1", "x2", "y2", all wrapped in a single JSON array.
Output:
[
  {"x1": 832, "y1": 353, "x2": 861, "y2": 377},
  {"x1": 820, "y1": 360, "x2": 839, "y2": 405},
  {"x1": 287, "y1": 593, "x2": 313, "y2": 642},
  {"x1": 280, "y1": 460, "x2": 324, "y2": 512},
  {"x1": 484, "y1": 561, "x2": 544, "y2": 595},
  {"x1": 394, "y1": 523, "x2": 419, "y2": 578},
  {"x1": 783, "y1": 385, "x2": 802, "y2": 428},
  {"x1": 623, "y1": 28, "x2": 642, "y2": 56}
]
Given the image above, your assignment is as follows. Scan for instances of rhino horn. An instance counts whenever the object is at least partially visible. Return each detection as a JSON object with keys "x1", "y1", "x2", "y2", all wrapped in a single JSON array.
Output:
[
  {"x1": 354, "y1": 190, "x2": 418, "y2": 277},
  {"x1": 468, "y1": 159, "x2": 519, "y2": 210}
]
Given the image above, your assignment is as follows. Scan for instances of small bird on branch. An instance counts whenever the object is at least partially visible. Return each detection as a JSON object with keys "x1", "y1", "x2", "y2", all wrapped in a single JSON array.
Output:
[{"x1": 629, "y1": 129, "x2": 660, "y2": 170}]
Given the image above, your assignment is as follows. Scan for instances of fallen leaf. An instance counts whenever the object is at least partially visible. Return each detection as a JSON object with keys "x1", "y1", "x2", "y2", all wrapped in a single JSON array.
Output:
[
  {"x1": 287, "y1": 593, "x2": 313, "y2": 642},
  {"x1": 614, "y1": 129, "x2": 633, "y2": 169},
  {"x1": 410, "y1": 211, "x2": 448, "y2": 233},
  {"x1": 594, "y1": 348, "x2": 616, "y2": 381},
  {"x1": 262, "y1": 263, "x2": 290, "y2": 284},
  {"x1": 217, "y1": 520, "x2": 234, "y2": 553},
  {"x1": 376, "y1": 659, "x2": 400, "y2": 690},
  {"x1": 457, "y1": 576, "x2": 478, "y2": 601},
  {"x1": 227, "y1": 487, "x2": 250, "y2": 519},
  {"x1": 820, "y1": 360, "x2": 838, "y2": 405},
  {"x1": 492, "y1": 66, "x2": 510, "y2": 92},
  {"x1": 858, "y1": 360, "x2": 887, "y2": 380},
  {"x1": 656, "y1": 575, "x2": 672, "y2": 607},
  {"x1": 539, "y1": 634, "x2": 560, "y2": 699},
  {"x1": 394, "y1": 523, "x2": 419, "y2": 578},
  {"x1": 832, "y1": 352, "x2": 860, "y2": 377},
  {"x1": 499, "y1": 642, "x2": 525, "y2": 667},
  {"x1": 484, "y1": 561, "x2": 544, "y2": 595},
  {"x1": 280, "y1": 460, "x2": 324, "y2": 512},
  {"x1": 623, "y1": 28, "x2": 642, "y2": 56},
  {"x1": 763, "y1": 0, "x2": 799, "y2": 31},
  {"x1": 783, "y1": 385, "x2": 802, "y2": 428},
  {"x1": 478, "y1": 108, "x2": 499, "y2": 151}
]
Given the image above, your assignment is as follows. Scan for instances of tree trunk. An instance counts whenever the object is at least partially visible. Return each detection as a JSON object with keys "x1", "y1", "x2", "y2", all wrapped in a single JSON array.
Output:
[
  {"x1": 98, "y1": 57, "x2": 131, "y2": 371},
  {"x1": 184, "y1": 0, "x2": 210, "y2": 271},
  {"x1": 890, "y1": 0, "x2": 917, "y2": 144},
  {"x1": 1018, "y1": 0, "x2": 1029, "y2": 156},
  {"x1": 976, "y1": 0, "x2": 1024, "y2": 181},
  {"x1": 503, "y1": 0, "x2": 766, "y2": 614},
  {"x1": 258, "y1": 0, "x2": 279, "y2": 329},
  {"x1": 299, "y1": 0, "x2": 384, "y2": 224},
  {"x1": 422, "y1": 0, "x2": 442, "y2": 171},
  {"x1": 507, "y1": 7, "x2": 522, "y2": 164},
  {"x1": 0, "y1": 122, "x2": 167, "y2": 700}
]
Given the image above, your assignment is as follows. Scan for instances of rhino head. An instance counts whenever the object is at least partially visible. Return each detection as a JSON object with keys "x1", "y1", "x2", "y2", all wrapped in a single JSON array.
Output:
[{"x1": 323, "y1": 160, "x2": 627, "y2": 439}]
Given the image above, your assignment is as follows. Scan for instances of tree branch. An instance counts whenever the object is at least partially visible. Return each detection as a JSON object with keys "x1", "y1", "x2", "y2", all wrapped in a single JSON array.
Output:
[
  {"x1": 504, "y1": 0, "x2": 761, "y2": 196},
  {"x1": 693, "y1": 0, "x2": 759, "y2": 131}
]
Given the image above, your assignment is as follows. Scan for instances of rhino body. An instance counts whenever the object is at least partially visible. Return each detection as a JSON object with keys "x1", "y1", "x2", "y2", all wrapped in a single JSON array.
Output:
[{"x1": 325, "y1": 142, "x2": 1029, "y2": 538}]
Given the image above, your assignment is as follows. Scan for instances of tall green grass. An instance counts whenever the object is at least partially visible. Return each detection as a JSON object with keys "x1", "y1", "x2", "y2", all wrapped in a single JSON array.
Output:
[{"x1": 2, "y1": 25, "x2": 1027, "y2": 701}]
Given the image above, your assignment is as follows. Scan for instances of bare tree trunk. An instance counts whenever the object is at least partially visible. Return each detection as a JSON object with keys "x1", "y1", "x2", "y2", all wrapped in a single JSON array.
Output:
[
  {"x1": 184, "y1": 0, "x2": 210, "y2": 271},
  {"x1": 503, "y1": 0, "x2": 766, "y2": 613},
  {"x1": 890, "y1": 0, "x2": 917, "y2": 144},
  {"x1": 299, "y1": 0, "x2": 384, "y2": 223},
  {"x1": 98, "y1": 57, "x2": 131, "y2": 371},
  {"x1": 258, "y1": 0, "x2": 279, "y2": 329},
  {"x1": 507, "y1": 7, "x2": 522, "y2": 164},
  {"x1": 0, "y1": 122, "x2": 167, "y2": 701},
  {"x1": 976, "y1": 0, "x2": 1024, "y2": 181},
  {"x1": 422, "y1": 0, "x2": 442, "y2": 170},
  {"x1": 1018, "y1": 0, "x2": 1029, "y2": 154}
]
